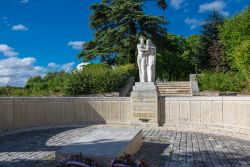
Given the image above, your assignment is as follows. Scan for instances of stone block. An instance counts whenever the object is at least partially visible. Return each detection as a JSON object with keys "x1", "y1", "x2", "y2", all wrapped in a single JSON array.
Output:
[
  {"x1": 130, "y1": 83, "x2": 158, "y2": 126},
  {"x1": 120, "y1": 101, "x2": 130, "y2": 122},
  {"x1": 44, "y1": 98, "x2": 74, "y2": 124},
  {"x1": 111, "y1": 101, "x2": 121, "y2": 121},
  {"x1": 180, "y1": 101, "x2": 190, "y2": 123},
  {"x1": 234, "y1": 102, "x2": 246, "y2": 127},
  {"x1": 91, "y1": 101, "x2": 103, "y2": 122},
  {"x1": 190, "y1": 101, "x2": 201, "y2": 123},
  {"x1": 165, "y1": 100, "x2": 170, "y2": 122},
  {"x1": 132, "y1": 82, "x2": 156, "y2": 91},
  {"x1": 14, "y1": 98, "x2": 44, "y2": 128},
  {"x1": 55, "y1": 128, "x2": 142, "y2": 166},
  {"x1": 201, "y1": 101, "x2": 211, "y2": 124},
  {"x1": 211, "y1": 101, "x2": 223, "y2": 125},
  {"x1": 73, "y1": 99, "x2": 91, "y2": 121},
  {"x1": 0, "y1": 98, "x2": 13, "y2": 131},
  {"x1": 170, "y1": 101, "x2": 180, "y2": 123},
  {"x1": 223, "y1": 101, "x2": 234, "y2": 125},
  {"x1": 63, "y1": 102, "x2": 74, "y2": 122},
  {"x1": 102, "y1": 101, "x2": 111, "y2": 121},
  {"x1": 245, "y1": 103, "x2": 250, "y2": 127},
  {"x1": 159, "y1": 98, "x2": 166, "y2": 124}
]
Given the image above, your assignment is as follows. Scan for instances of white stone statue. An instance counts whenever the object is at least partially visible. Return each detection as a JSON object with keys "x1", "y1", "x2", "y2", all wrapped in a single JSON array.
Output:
[
  {"x1": 137, "y1": 36, "x2": 156, "y2": 82},
  {"x1": 137, "y1": 36, "x2": 148, "y2": 82},
  {"x1": 146, "y1": 39, "x2": 156, "y2": 82}
]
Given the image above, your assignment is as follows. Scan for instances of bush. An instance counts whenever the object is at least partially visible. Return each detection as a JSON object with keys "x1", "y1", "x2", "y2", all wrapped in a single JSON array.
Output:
[
  {"x1": 64, "y1": 64, "x2": 136, "y2": 96},
  {"x1": 219, "y1": 7, "x2": 250, "y2": 69},
  {"x1": 24, "y1": 71, "x2": 69, "y2": 96},
  {"x1": 234, "y1": 40, "x2": 250, "y2": 76},
  {"x1": 0, "y1": 64, "x2": 136, "y2": 96},
  {"x1": 197, "y1": 72, "x2": 247, "y2": 92}
]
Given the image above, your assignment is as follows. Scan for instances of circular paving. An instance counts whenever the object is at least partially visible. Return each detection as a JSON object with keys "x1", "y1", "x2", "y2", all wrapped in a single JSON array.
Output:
[{"x1": 0, "y1": 125, "x2": 250, "y2": 167}]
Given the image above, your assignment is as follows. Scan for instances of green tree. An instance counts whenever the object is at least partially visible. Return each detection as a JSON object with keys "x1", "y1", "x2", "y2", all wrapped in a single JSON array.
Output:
[
  {"x1": 78, "y1": 0, "x2": 167, "y2": 65},
  {"x1": 182, "y1": 35, "x2": 202, "y2": 73},
  {"x1": 234, "y1": 40, "x2": 250, "y2": 90},
  {"x1": 219, "y1": 7, "x2": 250, "y2": 70},
  {"x1": 200, "y1": 11, "x2": 224, "y2": 70},
  {"x1": 156, "y1": 33, "x2": 194, "y2": 81}
]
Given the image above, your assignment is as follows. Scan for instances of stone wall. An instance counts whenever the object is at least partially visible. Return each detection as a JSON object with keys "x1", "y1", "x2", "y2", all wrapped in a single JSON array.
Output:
[
  {"x1": 159, "y1": 96, "x2": 250, "y2": 134},
  {"x1": 0, "y1": 97, "x2": 130, "y2": 133},
  {"x1": 1, "y1": 96, "x2": 250, "y2": 135}
]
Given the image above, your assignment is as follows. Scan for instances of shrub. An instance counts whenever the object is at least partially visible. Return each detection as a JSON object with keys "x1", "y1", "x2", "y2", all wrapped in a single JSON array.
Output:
[
  {"x1": 24, "y1": 71, "x2": 69, "y2": 96},
  {"x1": 197, "y1": 71, "x2": 247, "y2": 92},
  {"x1": 64, "y1": 64, "x2": 136, "y2": 96},
  {"x1": 234, "y1": 40, "x2": 250, "y2": 76},
  {"x1": 219, "y1": 7, "x2": 250, "y2": 69}
]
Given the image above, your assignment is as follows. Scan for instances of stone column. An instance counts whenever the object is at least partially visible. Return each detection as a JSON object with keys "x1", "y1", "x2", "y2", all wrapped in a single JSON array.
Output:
[{"x1": 130, "y1": 82, "x2": 159, "y2": 126}]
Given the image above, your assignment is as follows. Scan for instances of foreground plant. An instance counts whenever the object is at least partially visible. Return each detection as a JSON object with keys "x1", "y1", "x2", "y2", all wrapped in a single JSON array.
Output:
[
  {"x1": 60, "y1": 153, "x2": 99, "y2": 167},
  {"x1": 111, "y1": 154, "x2": 147, "y2": 167}
]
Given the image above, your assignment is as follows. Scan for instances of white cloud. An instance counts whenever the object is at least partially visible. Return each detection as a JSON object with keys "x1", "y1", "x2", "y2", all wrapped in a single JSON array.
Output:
[
  {"x1": 76, "y1": 62, "x2": 90, "y2": 71},
  {"x1": 0, "y1": 44, "x2": 19, "y2": 57},
  {"x1": 60, "y1": 62, "x2": 75, "y2": 72},
  {"x1": 2, "y1": 17, "x2": 10, "y2": 27},
  {"x1": 48, "y1": 62, "x2": 59, "y2": 68},
  {"x1": 184, "y1": 17, "x2": 205, "y2": 29},
  {"x1": 20, "y1": 0, "x2": 29, "y2": 3},
  {"x1": 0, "y1": 57, "x2": 45, "y2": 87},
  {"x1": 11, "y1": 24, "x2": 29, "y2": 31},
  {"x1": 68, "y1": 41, "x2": 85, "y2": 50},
  {"x1": 199, "y1": 0, "x2": 229, "y2": 16},
  {"x1": 170, "y1": 0, "x2": 186, "y2": 10}
]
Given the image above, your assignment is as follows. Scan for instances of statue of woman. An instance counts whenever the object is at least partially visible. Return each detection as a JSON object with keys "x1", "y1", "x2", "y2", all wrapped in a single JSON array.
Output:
[
  {"x1": 137, "y1": 36, "x2": 148, "y2": 82},
  {"x1": 146, "y1": 39, "x2": 156, "y2": 82}
]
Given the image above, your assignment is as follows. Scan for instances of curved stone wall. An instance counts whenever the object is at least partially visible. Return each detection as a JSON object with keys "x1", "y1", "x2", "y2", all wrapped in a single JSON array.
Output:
[
  {"x1": 1, "y1": 96, "x2": 250, "y2": 136},
  {"x1": 0, "y1": 97, "x2": 130, "y2": 133},
  {"x1": 159, "y1": 96, "x2": 250, "y2": 134}
]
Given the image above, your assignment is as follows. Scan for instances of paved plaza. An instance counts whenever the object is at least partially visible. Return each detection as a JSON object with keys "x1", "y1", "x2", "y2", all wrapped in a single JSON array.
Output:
[{"x1": 0, "y1": 125, "x2": 250, "y2": 167}]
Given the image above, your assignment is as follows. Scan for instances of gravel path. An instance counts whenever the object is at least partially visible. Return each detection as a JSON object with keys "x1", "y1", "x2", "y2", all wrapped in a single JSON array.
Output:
[{"x1": 0, "y1": 125, "x2": 250, "y2": 167}]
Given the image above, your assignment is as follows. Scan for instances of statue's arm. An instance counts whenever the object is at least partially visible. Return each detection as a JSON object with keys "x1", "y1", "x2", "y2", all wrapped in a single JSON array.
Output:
[{"x1": 137, "y1": 44, "x2": 148, "y2": 51}]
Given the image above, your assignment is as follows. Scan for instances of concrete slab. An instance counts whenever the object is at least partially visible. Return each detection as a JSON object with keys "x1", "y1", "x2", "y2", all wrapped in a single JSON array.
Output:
[{"x1": 55, "y1": 128, "x2": 142, "y2": 165}]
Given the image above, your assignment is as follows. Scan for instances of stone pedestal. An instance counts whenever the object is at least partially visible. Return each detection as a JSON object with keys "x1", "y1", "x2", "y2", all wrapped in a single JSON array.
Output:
[{"x1": 130, "y1": 82, "x2": 159, "y2": 126}]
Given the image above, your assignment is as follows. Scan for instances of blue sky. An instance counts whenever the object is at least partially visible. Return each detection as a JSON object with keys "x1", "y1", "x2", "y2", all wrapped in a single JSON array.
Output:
[{"x1": 0, "y1": 0, "x2": 249, "y2": 86}]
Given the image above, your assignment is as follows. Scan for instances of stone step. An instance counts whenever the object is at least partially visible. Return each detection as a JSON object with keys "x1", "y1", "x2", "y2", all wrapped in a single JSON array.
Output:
[
  {"x1": 158, "y1": 93, "x2": 191, "y2": 97},
  {"x1": 158, "y1": 88, "x2": 190, "y2": 91},
  {"x1": 158, "y1": 87, "x2": 190, "y2": 89},
  {"x1": 157, "y1": 87, "x2": 190, "y2": 89},
  {"x1": 159, "y1": 90, "x2": 190, "y2": 94},
  {"x1": 157, "y1": 85, "x2": 190, "y2": 87},
  {"x1": 156, "y1": 81, "x2": 190, "y2": 84},
  {"x1": 159, "y1": 90, "x2": 190, "y2": 93},
  {"x1": 156, "y1": 82, "x2": 190, "y2": 85},
  {"x1": 156, "y1": 81, "x2": 191, "y2": 97}
]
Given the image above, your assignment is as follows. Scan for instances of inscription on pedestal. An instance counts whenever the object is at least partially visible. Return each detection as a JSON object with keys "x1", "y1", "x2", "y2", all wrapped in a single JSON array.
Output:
[{"x1": 130, "y1": 83, "x2": 158, "y2": 126}]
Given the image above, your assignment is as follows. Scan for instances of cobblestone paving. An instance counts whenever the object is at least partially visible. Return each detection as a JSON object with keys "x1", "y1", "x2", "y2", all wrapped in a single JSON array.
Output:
[{"x1": 0, "y1": 125, "x2": 250, "y2": 167}]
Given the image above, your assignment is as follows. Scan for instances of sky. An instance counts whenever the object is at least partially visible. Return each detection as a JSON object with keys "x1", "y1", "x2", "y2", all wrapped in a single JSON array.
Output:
[{"x1": 0, "y1": 0, "x2": 249, "y2": 87}]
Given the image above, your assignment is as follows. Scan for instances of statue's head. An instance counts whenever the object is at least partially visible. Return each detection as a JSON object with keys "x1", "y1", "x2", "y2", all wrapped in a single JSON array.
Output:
[
  {"x1": 139, "y1": 36, "x2": 145, "y2": 44},
  {"x1": 146, "y1": 39, "x2": 152, "y2": 45}
]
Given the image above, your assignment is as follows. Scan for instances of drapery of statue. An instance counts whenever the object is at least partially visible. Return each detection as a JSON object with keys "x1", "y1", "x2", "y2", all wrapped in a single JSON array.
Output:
[{"x1": 137, "y1": 36, "x2": 156, "y2": 82}]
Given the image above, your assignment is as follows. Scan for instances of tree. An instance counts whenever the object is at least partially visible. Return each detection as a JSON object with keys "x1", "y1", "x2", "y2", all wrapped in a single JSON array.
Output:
[
  {"x1": 182, "y1": 35, "x2": 202, "y2": 73},
  {"x1": 156, "y1": 33, "x2": 194, "y2": 81},
  {"x1": 78, "y1": 0, "x2": 167, "y2": 65},
  {"x1": 234, "y1": 40, "x2": 250, "y2": 85},
  {"x1": 200, "y1": 11, "x2": 224, "y2": 70},
  {"x1": 208, "y1": 40, "x2": 228, "y2": 71},
  {"x1": 219, "y1": 7, "x2": 250, "y2": 70}
]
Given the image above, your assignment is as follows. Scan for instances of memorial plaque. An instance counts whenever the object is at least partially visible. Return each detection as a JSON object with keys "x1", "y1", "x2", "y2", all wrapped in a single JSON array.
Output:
[
  {"x1": 130, "y1": 82, "x2": 159, "y2": 126},
  {"x1": 55, "y1": 128, "x2": 142, "y2": 166}
]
